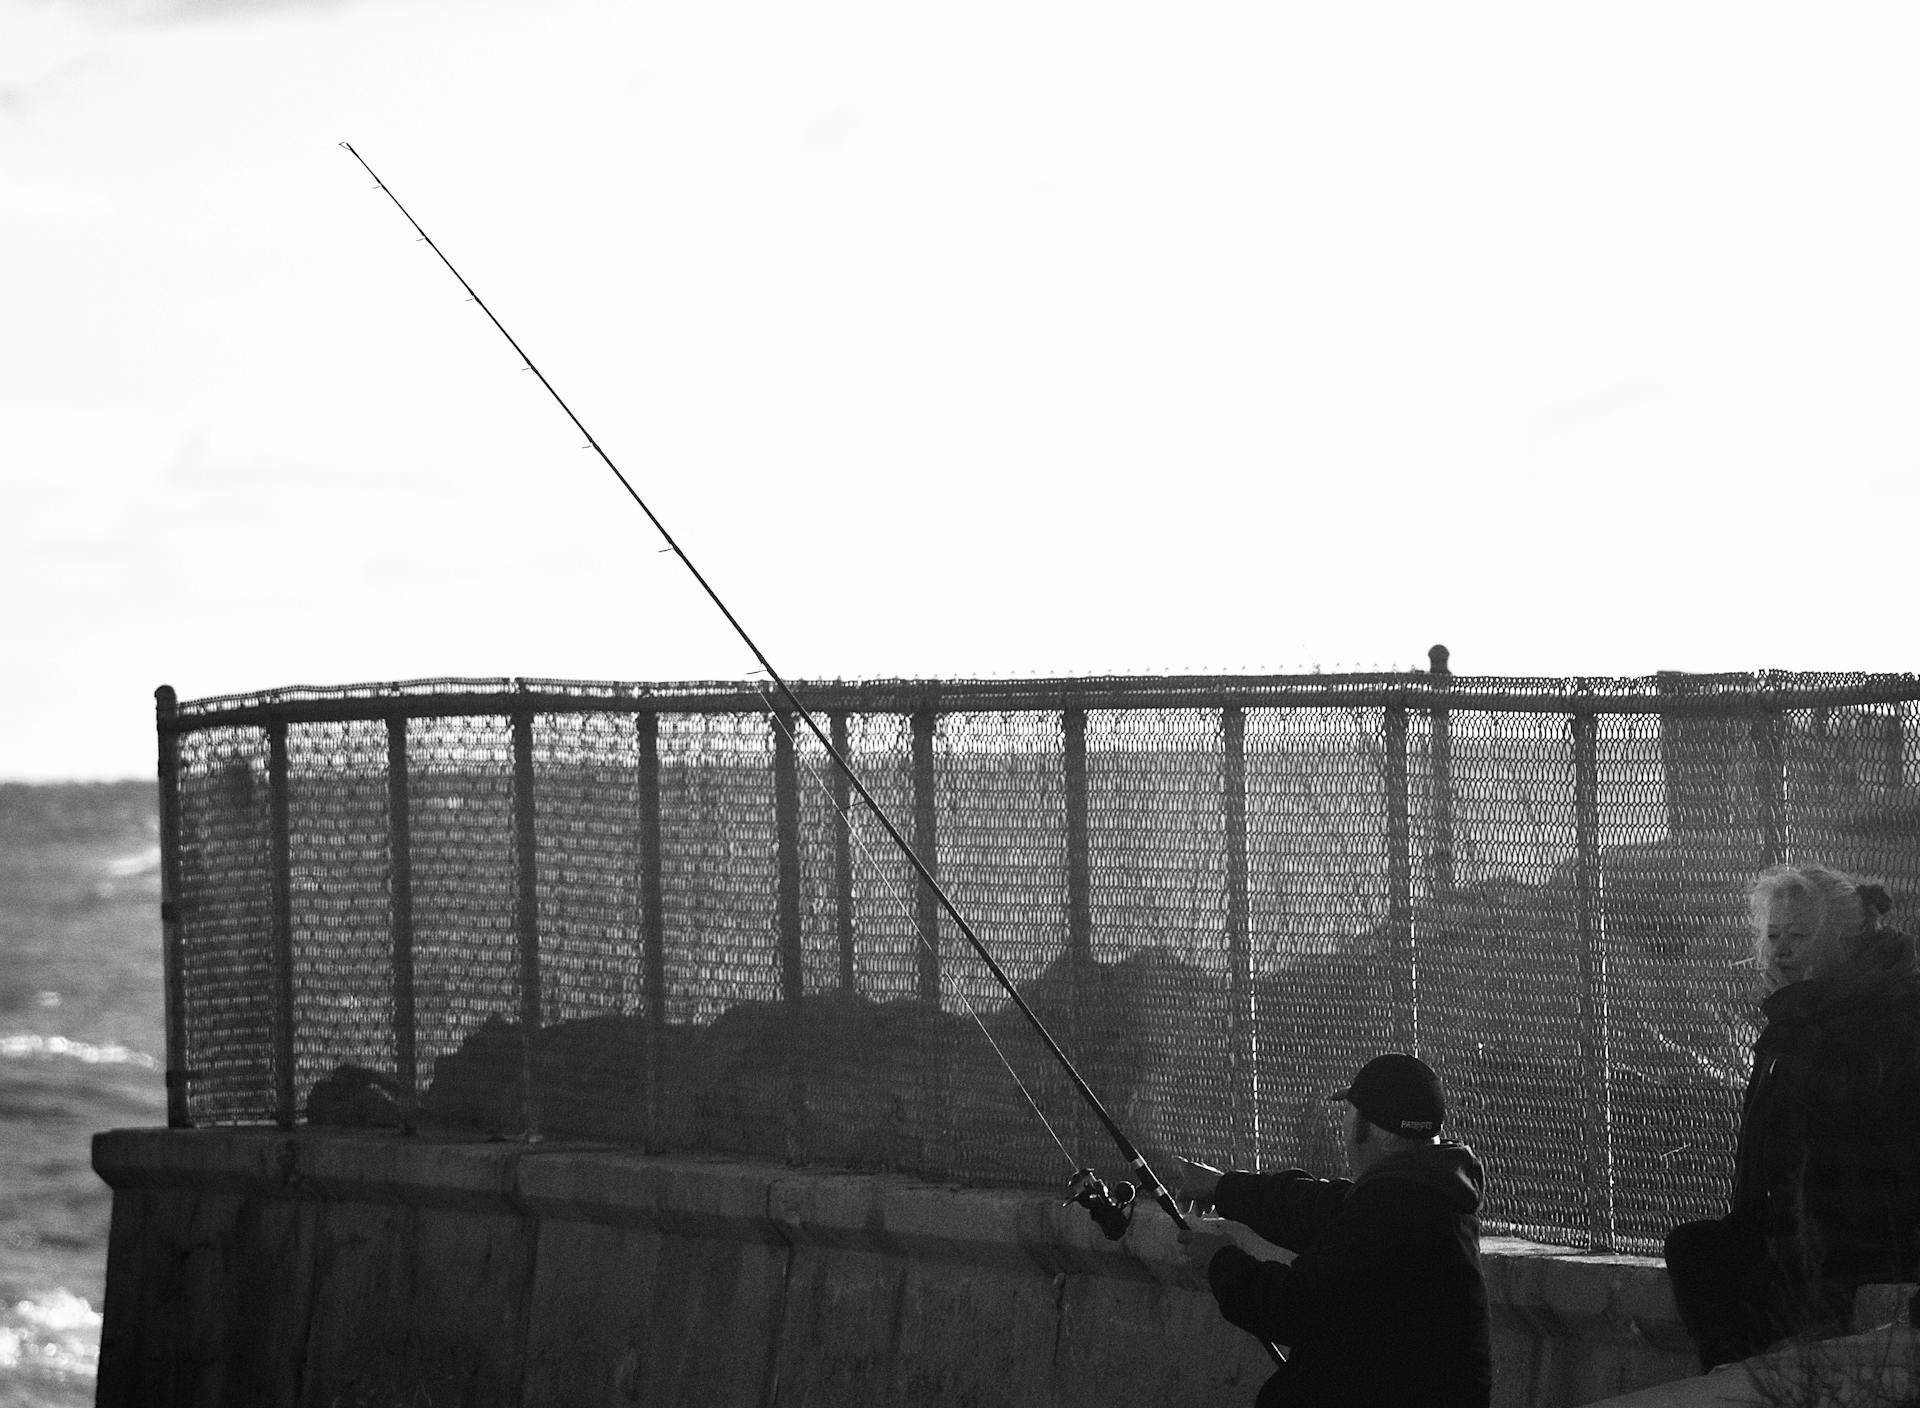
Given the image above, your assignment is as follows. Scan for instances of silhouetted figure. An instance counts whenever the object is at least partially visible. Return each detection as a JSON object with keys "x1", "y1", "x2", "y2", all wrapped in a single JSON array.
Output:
[
  {"x1": 1176, "y1": 1053, "x2": 1492, "y2": 1408},
  {"x1": 1665, "y1": 864, "x2": 1920, "y2": 1371}
]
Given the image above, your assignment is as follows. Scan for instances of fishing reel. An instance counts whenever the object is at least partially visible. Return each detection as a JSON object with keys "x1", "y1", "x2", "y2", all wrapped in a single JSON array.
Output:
[{"x1": 1064, "y1": 1167, "x2": 1137, "y2": 1240}]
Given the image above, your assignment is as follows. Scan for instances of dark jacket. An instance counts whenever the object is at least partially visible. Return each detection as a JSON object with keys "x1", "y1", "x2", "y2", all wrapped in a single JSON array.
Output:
[
  {"x1": 1733, "y1": 925, "x2": 1920, "y2": 1286},
  {"x1": 1207, "y1": 1141, "x2": 1492, "y2": 1408}
]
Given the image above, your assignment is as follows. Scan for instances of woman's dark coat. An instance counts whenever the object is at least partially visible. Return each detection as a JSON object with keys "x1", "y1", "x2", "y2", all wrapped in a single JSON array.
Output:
[{"x1": 1734, "y1": 924, "x2": 1920, "y2": 1286}]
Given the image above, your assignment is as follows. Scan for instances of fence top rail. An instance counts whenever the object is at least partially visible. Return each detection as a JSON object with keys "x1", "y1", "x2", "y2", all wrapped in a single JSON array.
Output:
[{"x1": 156, "y1": 669, "x2": 1920, "y2": 733}]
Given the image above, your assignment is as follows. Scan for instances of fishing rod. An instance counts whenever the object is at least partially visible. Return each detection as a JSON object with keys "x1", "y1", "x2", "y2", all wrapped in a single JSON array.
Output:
[
  {"x1": 335, "y1": 143, "x2": 1269, "y2": 1331},
  {"x1": 340, "y1": 136, "x2": 1287, "y2": 1364}
]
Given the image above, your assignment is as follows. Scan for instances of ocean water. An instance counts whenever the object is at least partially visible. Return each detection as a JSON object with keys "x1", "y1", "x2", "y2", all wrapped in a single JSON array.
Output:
[{"x1": 0, "y1": 782, "x2": 167, "y2": 1408}]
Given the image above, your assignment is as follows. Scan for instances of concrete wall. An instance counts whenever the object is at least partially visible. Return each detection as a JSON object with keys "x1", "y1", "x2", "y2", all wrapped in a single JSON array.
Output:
[{"x1": 92, "y1": 1128, "x2": 1698, "y2": 1408}]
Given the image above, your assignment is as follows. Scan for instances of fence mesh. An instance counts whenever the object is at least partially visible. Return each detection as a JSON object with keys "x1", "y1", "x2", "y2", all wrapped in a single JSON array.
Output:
[{"x1": 154, "y1": 670, "x2": 1920, "y2": 1253}]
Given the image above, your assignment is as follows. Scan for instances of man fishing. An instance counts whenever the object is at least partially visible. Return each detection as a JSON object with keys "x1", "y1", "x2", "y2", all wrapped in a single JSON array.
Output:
[{"x1": 1176, "y1": 1052, "x2": 1493, "y2": 1408}]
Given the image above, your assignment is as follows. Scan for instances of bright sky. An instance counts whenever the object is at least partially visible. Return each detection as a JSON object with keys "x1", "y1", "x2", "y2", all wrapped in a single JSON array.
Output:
[{"x1": 6, "y1": 1, "x2": 1919, "y2": 780}]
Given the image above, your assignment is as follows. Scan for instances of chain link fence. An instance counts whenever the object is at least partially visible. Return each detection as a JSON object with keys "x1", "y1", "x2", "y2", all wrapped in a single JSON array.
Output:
[{"x1": 154, "y1": 664, "x2": 1920, "y2": 1253}]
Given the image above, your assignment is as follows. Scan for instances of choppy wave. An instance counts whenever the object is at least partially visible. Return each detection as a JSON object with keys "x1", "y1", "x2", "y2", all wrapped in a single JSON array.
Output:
[
  {"x1": 1, "y1": 781, "x2": 164, "y2": 1406},
  {"x1": 103, "y1": 848, "x2": 160, "y2": 879},
  {"x1": 0, "y1": 1289, "x2": 99, "y2": 1394},
  {"x1": 0, "y1": 1034, "x2": 159, "y2": 1069}
]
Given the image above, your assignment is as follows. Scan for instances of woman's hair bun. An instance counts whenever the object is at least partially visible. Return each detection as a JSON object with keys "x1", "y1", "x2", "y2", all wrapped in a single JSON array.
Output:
[{"x1": 1859, "y1": 882, "x2": 1894, "y2": 920}]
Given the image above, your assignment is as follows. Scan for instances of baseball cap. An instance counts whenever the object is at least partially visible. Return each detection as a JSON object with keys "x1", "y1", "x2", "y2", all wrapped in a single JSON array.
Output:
[{"x1": 1333, "y1": 1052, "x2": 1445, "y2": 1137}]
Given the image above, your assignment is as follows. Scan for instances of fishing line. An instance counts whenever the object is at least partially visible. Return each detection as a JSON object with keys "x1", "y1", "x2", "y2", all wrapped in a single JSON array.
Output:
[
  {"x1": 337, "y1": 140, "x2": 1241, "y2": 1276},
  {"x1": 754, "y1": 694, "x2": 1081, "y2": 1172}
]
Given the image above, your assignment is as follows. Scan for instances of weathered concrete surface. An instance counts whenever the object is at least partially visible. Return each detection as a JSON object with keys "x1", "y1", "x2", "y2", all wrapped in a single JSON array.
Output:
[
  {"x1": 1579, "y1": 1323, "x2": 1918, "y2": 1406},
  {"x1": 1484, "y1": 1236, "x2": 1701, "y2": 1405},
  {"x1": 94, "y1": 1128, "x2": 1699, "y2": 1408}
]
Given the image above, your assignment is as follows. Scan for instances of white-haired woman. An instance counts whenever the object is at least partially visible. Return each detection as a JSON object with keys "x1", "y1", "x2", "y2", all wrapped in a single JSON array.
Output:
[{"x1": 1664, "y1": 864, "x2": 1920, "y2": 1372}]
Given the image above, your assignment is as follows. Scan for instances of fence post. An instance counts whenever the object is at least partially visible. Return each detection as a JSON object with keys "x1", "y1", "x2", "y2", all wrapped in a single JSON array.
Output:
[
  {"x1": 386, "y1": 714, "x2": 417, "y2": 1132},
  {"x1": 772, "y1": 710, "x2": 806, "y2": 1164},
  {"x1": 1880, "y1": 709, "x2": 1905, "y2": 791},
  {"x1": 910, "y1": 706, "x2": 945, "y2": 1173},
  {"x1": 1383, "y1": 706, "x2": 1416, "y2": 1052},
  {"x1": 1063, "y1": 707, "x2": 1092, "y2": 1159},
  {"x1": 1751, "y1": 710, "x2": 1787, "y2": 869},
  {"x1": 773, "y1": 713, "x2": 804, "y2": 1004},
  {"x1": 511, "y1": 704, "x2": 542, "y2": 1141},
  {"x1": 911, "y1": 709, "x2": 942, "y2": 1008},
  {"x1": 637, "y1": 711, "x2": 667, "y2": 1150},
  {"x1": 1571, "y1": 710, "x2": 1615, "y2": 1251},
  {"x1": 1809, "y1": 708, "x2": 1834, "y2": 807},
  {"x1": 1063, "y1": 709, "x2": 1092, "y2": 972},
  {"x1": 267, "y1": 712, "x2": 296, "y2": 1130},
  {"x1": 155, "y1": 686, "x2": 192, "y2": 1129},
  {"x1": 1222, "y1": 705, "x2": 1256, "y2": 1168},
  {"x1": 1427, "y1": 645, "x2": 1456, "y2": 895},
  {"x1": 830, "y1": 712, "x2": 856, "y2": 995}
]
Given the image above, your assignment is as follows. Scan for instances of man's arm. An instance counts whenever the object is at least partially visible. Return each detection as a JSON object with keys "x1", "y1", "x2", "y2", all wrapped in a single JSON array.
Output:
[
  {"x1": 1173, "y1": 1156, "x2": 1351, "y2": 1253},
  {"x1": 1204, "y1": 1182, "x2": 1402, "y2": 1349},
  {"x1": 1205, "y1": 1243, "x2": 1306, "y2": 1345},
  {"x1": 1214, "y1": 1168, "x2": 1353, "y2": 1252}
]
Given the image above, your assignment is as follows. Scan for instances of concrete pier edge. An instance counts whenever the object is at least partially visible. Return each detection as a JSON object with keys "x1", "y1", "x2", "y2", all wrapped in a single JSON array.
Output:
[{"x1": 92, "y1": 1127, "x2": 1700, "y2": 1407}]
